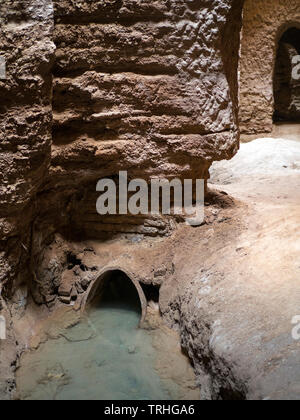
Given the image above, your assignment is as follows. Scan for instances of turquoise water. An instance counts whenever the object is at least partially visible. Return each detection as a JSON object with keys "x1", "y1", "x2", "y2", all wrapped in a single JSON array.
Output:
[{"x1": 17, "y1": 275, "x2": 193, "y2": 400}]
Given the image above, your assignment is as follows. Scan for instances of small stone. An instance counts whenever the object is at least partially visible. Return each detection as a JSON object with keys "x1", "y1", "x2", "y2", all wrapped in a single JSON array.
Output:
[
  {"x1": 59, "y1": 295, "x2": 71, "y2": 305},
  {"x1": 71, "y1": 287, "x2": 77, "y2": 301},
  {"x1": 58, "y1": 271, "x2": 75, "y2": 297},
  {"x1": 127, "y1": 345, "x2": 137, "y2": 354},
  {"x1": 75, "y1": 281, "x2": 84, "y2": 294}
]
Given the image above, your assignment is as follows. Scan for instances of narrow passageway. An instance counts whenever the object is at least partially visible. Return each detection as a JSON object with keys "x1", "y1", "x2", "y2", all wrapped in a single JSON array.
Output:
[{"x1": 89, "y1": 270, "x2": 142, "y2": 322}]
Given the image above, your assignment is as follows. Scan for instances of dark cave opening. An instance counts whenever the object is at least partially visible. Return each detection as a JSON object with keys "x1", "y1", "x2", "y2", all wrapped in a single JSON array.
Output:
[
  {"x1": 89, "y1": 270, "x2": 142, "y2": 319},
  {"x1": 273, "y1": 27, "x2": 300, "y2": 123},
  {"x1": 140, "y1": 283, "x2": 160, "y2": 304}
]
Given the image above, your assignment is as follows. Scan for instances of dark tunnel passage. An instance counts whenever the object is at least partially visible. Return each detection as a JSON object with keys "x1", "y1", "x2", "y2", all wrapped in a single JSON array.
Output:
[
  {"x1": 83, "y1": 269, "x2": 148, "y2": 325},
  {"x1": 274, "y1": 27, "x2": 300, "y2": 123},
  {"x1": 89, "y1": 270, "x2": 142, "y2": 323},
  {"x1": 17, "y1": 268, "x2": 197, "y2": 400}
]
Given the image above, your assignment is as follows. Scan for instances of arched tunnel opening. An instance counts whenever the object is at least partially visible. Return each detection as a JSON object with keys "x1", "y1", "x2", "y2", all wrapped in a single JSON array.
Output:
[
  {"x1": 17, "y1": 268, "x2": 199, "y2": 400},
  {"x1": 89, "y1": 270, "x2": 141, "y2": 323},
  {"x1": 84, "y1": 269, "x2": 147, "y2": 325},
  {"x1": 273, "y1": 27, "x2": 300, "y2": 123}
]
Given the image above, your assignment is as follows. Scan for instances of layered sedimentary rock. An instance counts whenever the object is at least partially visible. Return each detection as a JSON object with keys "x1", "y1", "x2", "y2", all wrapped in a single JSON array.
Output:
[
  {"x1": 46, "y1": 0, "x2": 242, "y2": 238},
  {"x1": 0, "y1": 0, "x2": 54, "y2": 290},
  {"x1": 0, "y1": 0, "x2": 54, "y2": 399},
  {"x1": 239, "y1": 0, "x2": 300, "y2": 135},
  {"x1": 52, "y1": 1, "x2": 239, "y2": 181},
  {"x1": 0, "y1": 0, "x2": 244, "y2": 399},
  {"x1": 28, "y1": 0, "x2": 243, "y2": 303}
]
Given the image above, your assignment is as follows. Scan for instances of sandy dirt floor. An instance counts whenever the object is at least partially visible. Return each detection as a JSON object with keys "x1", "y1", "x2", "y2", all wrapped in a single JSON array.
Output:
[{"x1": 201, "y1": 137, "x2": 300, "y2": 399}]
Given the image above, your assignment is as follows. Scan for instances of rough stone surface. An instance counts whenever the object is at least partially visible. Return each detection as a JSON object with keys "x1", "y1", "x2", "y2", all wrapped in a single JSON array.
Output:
[
  {"x1": 0, "y1": 0, "x2": 245, "y2": 400},
  {"x1": 58, "y1": 271, "x2": 75, "y2": 297},
  {"x1": 0, "y1": 1, "x2": 54, "y2": 399},
  {"x1": 52, "y1": 0, "x2": 241, "y2": 174},
  {"x1": 0, "y1": 0, "x2": 297, "y2": 401},
  {"x1": 16, "y1": 145, "x2": 300, "y2": 400},
  {"x1": 239, "y1": 0, "x2": 300, "y2": 135},
  {"x1": 0, "y1": 1, "x2": 54, "y2": 287},
  {"x1": 47, "y1": 0, "x2": 243, "y2": 238}
]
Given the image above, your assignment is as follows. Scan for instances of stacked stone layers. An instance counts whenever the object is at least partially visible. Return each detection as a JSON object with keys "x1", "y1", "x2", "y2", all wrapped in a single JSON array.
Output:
[
  {"x1": 0, "y1": 0, "x2": 244, "y2": 400},
  {"x1": 0, "y1": 0, "x2": 54, "y2": 296},
  {"x1": 0, "y1": 0, "x2": 54, "y2": 399},
  {"x1": 0, "y1": 0, "x2": 244, "y2": 290},
  {"x1": 49, "y1": 0, "x2": 242, "y2": 238}
]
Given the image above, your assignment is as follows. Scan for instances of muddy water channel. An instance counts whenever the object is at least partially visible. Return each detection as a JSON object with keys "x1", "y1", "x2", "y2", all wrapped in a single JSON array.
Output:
[{"x1": 16, "y1": 274, "x2": 199, "y2": 400}]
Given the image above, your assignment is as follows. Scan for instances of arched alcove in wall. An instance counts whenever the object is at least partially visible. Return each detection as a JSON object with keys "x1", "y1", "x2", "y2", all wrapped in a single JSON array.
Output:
[
  {"x1": 239, "y1": 0, "x2": 300, "y2": 137},
  {"x1": 82, "y1": 268, "x2": 147, "y2": 325},
  {"x1": 273, "y1": 27, "x2": 300, "y2": 123}
]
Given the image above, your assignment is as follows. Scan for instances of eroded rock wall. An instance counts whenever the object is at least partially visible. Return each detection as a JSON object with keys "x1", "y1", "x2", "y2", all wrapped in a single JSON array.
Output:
[
  {"x1": 46, "y1": 0, "x2": 242, "y2": 238},
  {"x1": 0, "y1": 0, "x2": 54, "y2": 294},
  {"x1": 0, "y1": 0, "x2": 54, "y2": 399},
  {"x1": 239, "y1": 0, "x2": 300, "y2": 135},
  {"x1": 0, "y1": 0, "x2": 244, "y2": 399}
]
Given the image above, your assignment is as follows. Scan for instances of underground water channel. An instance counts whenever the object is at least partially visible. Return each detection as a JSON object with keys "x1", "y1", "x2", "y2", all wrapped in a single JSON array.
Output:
[{"x1": 16, "y1": 270, "x2": 199, "y2": 400}]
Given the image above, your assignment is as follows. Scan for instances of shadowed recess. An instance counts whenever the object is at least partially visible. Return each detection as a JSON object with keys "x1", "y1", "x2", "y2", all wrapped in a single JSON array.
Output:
[{"x1": 274, "y1": 27, "x2": 300, "y2": 123}]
